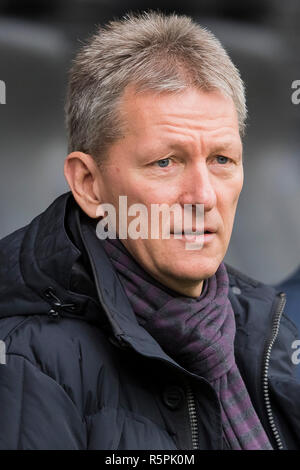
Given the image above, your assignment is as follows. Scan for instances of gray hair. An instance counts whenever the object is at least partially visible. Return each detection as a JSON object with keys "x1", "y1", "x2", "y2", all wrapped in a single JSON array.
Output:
[{"x1": 65, "y1": 11, "x2": 247, "y2": 162}]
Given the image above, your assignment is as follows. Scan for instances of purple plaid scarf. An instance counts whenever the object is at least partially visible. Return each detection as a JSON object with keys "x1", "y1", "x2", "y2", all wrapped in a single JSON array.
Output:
[{"x1": 102, "y1": 237, "x2": 272, "y2": 450}]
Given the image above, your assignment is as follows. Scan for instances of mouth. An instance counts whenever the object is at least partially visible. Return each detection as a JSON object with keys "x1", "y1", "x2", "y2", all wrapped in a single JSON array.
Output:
[
  {"x1": 171, "y1": 229, "x2": 216, "y2": 236},
  {"x1": 169, "y1": 229, "x2": 217, "y2": 246}
]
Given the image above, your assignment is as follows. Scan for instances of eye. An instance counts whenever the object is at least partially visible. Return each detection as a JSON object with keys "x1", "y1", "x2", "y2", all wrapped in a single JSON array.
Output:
[
  {"x1": 156, "y1": 158, "x2": 171, "y2": 168},
  {"x1": 216, "y1": 155, "x2": 230, "y2": 164}
]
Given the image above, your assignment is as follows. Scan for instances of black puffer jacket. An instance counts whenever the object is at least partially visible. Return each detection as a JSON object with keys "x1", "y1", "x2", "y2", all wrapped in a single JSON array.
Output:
[{"x1": 0, "y1": 192, "x2": 299, "y2": 450}]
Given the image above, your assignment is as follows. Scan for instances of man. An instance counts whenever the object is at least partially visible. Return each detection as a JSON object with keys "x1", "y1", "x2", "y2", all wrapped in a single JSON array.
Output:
[{"x1": 0, "y1": 12, "x2": 299, "y2": 450}]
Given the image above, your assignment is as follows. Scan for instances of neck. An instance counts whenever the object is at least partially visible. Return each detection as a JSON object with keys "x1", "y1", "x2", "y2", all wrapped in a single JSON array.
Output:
[
  {"x1": 146, "y1": 273, "x2": 204, "y2": 298},
  {"x1": 103, "y1": 236, "x2": 205, "y2": 298}
]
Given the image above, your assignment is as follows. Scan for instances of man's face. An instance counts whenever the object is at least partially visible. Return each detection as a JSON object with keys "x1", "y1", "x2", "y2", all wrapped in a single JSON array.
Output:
[{"x1": 96, "y1": 86, "x2": 243, "y2": 296}]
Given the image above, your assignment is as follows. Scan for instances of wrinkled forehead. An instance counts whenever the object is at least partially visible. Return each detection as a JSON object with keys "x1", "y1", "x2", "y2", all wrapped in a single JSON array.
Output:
[{"x1": 117, "y1": 85, "x2": 242, "y2": 153}]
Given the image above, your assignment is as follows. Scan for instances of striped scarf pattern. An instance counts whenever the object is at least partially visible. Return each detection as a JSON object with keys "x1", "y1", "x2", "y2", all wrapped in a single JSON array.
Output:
[{"x1": 102, "y1": 237, "x2": 272, "y2": 450}]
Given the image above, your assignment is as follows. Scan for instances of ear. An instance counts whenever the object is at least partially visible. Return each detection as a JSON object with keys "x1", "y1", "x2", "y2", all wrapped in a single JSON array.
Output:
[{"x1": 64, "y1": 151, "x2": 102, "y2": 218}]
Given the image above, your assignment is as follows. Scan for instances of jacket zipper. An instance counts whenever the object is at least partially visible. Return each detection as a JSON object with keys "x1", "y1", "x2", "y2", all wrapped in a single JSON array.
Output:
[
  {"x1": 186, "y1": 383, "x2": 199, "y2": 450},
  {"x1": 186, "y1": 292, "x2": 286, "y2": 451},
  {"x1": 262, "y1": 292, "x2": 286, "y2": 450}
]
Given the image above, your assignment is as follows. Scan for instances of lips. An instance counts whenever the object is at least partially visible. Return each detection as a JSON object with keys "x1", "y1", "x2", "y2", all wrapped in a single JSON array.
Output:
[
  {"x1": 173, "y1": 231, "x2": 203, "y2": 236},
  {"x1": 171, "y1": 228, "x2": 217, "y2": 235}
]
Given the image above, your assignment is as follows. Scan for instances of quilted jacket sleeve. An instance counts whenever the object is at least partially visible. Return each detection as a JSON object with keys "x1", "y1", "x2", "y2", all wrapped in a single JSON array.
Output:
[{"x1": 0, "y1": 353, "x2": 87, "y2": 449}]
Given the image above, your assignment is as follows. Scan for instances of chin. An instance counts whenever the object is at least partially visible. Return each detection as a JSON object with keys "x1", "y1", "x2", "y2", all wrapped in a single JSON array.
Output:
[{"x1": 160, "y1": 255, "x2": 221, "y2": 284}]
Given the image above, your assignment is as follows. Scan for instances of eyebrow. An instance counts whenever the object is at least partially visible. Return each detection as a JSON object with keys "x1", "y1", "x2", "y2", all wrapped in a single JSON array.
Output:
[
  {"x1": 164, "y1": 137, "x2": 243, "y2": 157},
  {"x1": 210, "y1": 141, "x2": 243, "y2": 155}
]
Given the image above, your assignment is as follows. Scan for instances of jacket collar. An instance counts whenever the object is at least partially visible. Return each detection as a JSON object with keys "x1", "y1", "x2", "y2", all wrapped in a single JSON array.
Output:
[{"x1": 20, "y1": 192, "x2": 87, "y2": 314}]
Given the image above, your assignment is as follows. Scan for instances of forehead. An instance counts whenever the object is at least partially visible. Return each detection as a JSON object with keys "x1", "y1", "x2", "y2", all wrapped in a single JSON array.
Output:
[{"x1": 119, "y1": 85, "x2": 241, "y2": 146}]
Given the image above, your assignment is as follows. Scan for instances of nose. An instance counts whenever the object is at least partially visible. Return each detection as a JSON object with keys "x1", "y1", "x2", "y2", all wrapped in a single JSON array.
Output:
[{"x1": 178, "y1": 161, "x2": 217, "y2": 211}]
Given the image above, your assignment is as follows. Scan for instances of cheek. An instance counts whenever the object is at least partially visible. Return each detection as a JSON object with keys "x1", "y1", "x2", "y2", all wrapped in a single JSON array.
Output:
[
  {"x1": 235, "y1": 167, "x2": 244, "y2": 199},
  {"x1": 128, "y1": 179, "x2": 179, "y2": 206},
  {"x1": 101, "y1": 168, "x2": 133, "y2": 204},
  {"x1": 218, "y1": 186, "x2": 242, "y2": 233},
  {"x1": 224, "y1": 172, "x2": 243, "y2": 209}
]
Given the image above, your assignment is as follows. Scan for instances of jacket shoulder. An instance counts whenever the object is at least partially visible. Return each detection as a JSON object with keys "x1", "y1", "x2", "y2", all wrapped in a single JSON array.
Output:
[
  {"x1": 0, "y1": 225, "x2": 28, "y2": 283},
  {"x1": 0, "y1": 314, "x2": 119, "y2": 417},
  {"x1": 226, "y1": 263, "x2": 266, "y2": 289},
  {"x1": 226, "y1": 263, "x2": 298, "y2": 334}
]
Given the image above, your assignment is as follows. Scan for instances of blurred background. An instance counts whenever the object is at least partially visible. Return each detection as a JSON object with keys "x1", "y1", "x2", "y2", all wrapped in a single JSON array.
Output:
[{"x1": 0, "y1": 0, "x2": 299, "y2": 285}]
